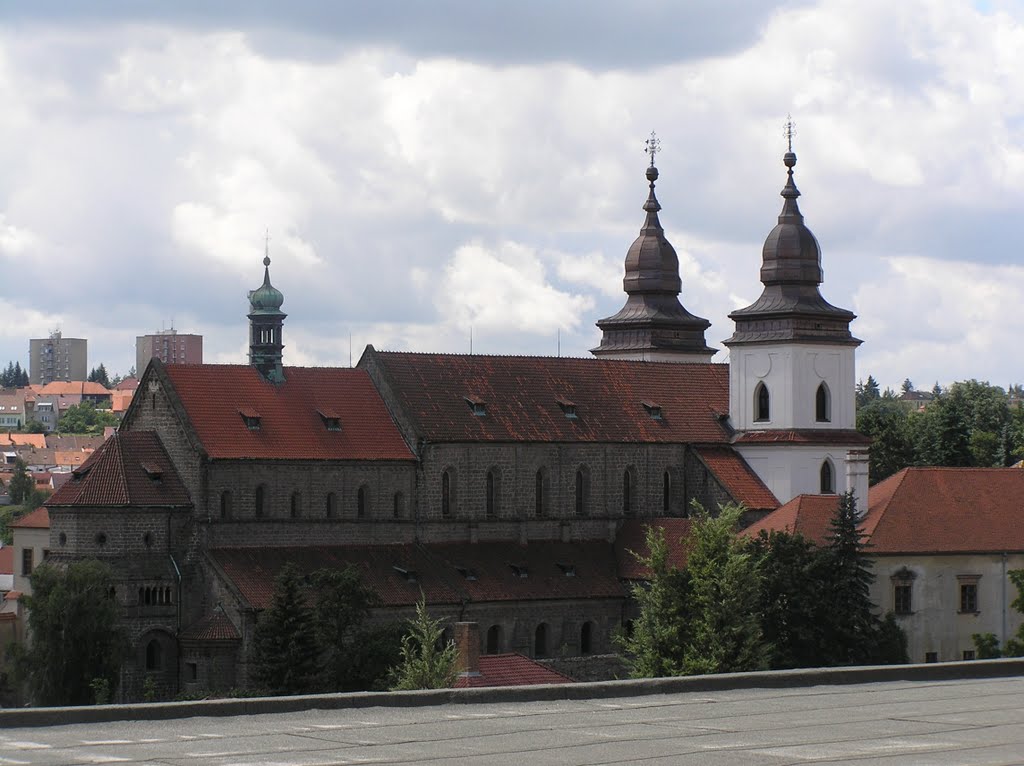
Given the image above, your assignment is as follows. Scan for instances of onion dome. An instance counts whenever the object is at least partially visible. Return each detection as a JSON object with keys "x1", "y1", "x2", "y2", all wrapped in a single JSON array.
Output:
[
  {"x1": 726, "y1": 142, "x2": 859, "y2": 348},
  {"x1": 248, "y1": 255, "x2": 285, "y2": 315},
  {"x1": 593, "y1": 134, "x2": 714, "y2": 363}
]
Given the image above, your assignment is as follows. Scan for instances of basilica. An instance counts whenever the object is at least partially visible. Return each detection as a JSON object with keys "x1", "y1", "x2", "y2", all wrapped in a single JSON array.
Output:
[{"x1": 45, "y1": 139, "x2": 868, "y2": 699}]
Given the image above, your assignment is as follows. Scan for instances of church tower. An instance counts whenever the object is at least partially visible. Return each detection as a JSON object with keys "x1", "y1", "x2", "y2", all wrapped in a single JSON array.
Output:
[
  {"x1": 724, "y1": 121, "x2": 869, "y2": 506},
  {"x1": 248, "y1": 248, "x2": 286, "y2": 384},
  {"x1": 592, "y1": 133, "x2": 714, "y2": 363}
]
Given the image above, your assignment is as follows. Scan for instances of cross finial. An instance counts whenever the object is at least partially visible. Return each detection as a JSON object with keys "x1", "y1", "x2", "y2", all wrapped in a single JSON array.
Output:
[
  {"x1": 783, "y1": 114, "x2": 796, "y2": 153},
  {"x1": 645, "y1": 130, "x2": 661, "y2": 167},
  {"x1": 263, "y1": 229, "x2": 271, "y2": 267}
]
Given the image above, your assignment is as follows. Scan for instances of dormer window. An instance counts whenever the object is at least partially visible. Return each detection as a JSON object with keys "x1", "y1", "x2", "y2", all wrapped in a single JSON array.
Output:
[
  {"x1": 464, "y1": 396, "x2": 486, "y2": 416},
  {"x1": 455, "y1": 565, "x2": 478, "y2": 581},
  {"x1": 141, "y1": 463, "x2": 163, "y2": 484},
  {"x1": 556, "y1": 562, "x2": 576, "y2": 577},
  {"x1": 392, "y1": 565, "x2": 418, "y2": 584},
  {"x1": 557, "y1": 399, "x2": 578, "y2": 419},
  {"x1": 508, "y1": 563, "x2": 528, "y2": 579},
  {"x1": 642, "y1": 401, "x2": 663, "y2": 420},
  {"x1": 239, "y1": 408, "x2": 261, "y2": 430},
  {"x1": 318, "y1": 410, "x2": 342, "y2": 431}
]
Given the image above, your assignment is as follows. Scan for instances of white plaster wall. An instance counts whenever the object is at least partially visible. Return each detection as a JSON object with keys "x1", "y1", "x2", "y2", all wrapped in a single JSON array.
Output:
[
  {"x1": 12, "y1": 527, "x2": 50, "y2": 596},
  {"x1": 736, "y1": 444, "x2": 869, "y2": 508},
  {"x1": 872, "y1": 554, "x2": 1024, "y2": 663},
  {"x1": 729, "y1": 343, "x2": 856, "y2": 432}
]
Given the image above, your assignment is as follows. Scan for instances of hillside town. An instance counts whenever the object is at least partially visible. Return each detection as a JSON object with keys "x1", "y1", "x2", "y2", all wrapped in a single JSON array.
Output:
[{"x1": 2, "y1": 136, "x2": 1024, "y2": 707}]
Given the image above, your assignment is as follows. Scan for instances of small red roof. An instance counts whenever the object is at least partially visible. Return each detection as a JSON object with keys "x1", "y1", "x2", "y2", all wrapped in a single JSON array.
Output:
[
  {"x1": 367, "y1": 350, "x2": 731, "y2": 444},
  {"x1": 115, "y1": 377, "x2": 140, "y2": 391},
  {"x1": 865, "y1": 467, "x2": 1024, "y2": 554},
  {"x1": 2, "y1": 433, "x2": 46, "y2": 449},
  {"x1": 696, "y1": 447, "x2": 778, "y2": 511},
  {"x1": 742, "y1": 494, "x2": 839, "y2": 545},
  {"x1": 615, "y1": 517, "x2": 694, "y2": 580},
  {"x1": 11, "y1": 506, "x2": 49, "y2": 529},
  {"x1": 37, "y1": 381, "x2": 110, "y2": 396},
  {"x1": 180, "y1": 610, "x2": 241, "y2": 641},
  {"x1": 454, "y1": 654, "x2": 572, "y2": 688},
  {"x1": 47, "y1": 431, "x2": 191, "y2": 507},
  {"x1": 159, "y1": 364, "x2": 415, "y2": 461},
  {"x1": 0, "y1": 546, "x2": 13, "y2": 575}
]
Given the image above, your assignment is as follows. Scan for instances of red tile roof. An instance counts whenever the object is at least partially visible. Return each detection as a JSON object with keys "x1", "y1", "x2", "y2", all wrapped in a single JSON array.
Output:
[
  {"x1": 180, "y1": 610, "x2": 241, "y2": 641},
  {"x1": 46, "y1": 431, "x2": 191, "y2": 507},
  {"x1": 159, "y1": 364, "x2": 415, "y2": 461},
  {"x1": 615, "y1": 517, "x2": 694, "y2": 579},
  {"x1": 10, "y1": 506, "x2": 49, "y2": 529},
  {"x1": 368, "y1": 350, "x2": 730, "y2": 444},
  {"x1": 696, "y1": 447, "x2": 778, "y2": 511},
  {"x1": 211, "y1": 540, "x2": 626, "y2": 610},
  {"x1": 864, "y1": 467, "x2": 1024, "y2": 554},
  {"x1": 733, "y1": 429, "x2": 872, "y2": 445},
  {"x1": 1, "y1": 433, "x2": 46, "y2": 449},
  {"x1": 0, "y1": 546, "x2": 13, "y2": 575},
  {"x1": 115, "y1": 377, "x2": 140, "y2": 391},
  {"x1": 741, "y1": 494, "x2": 839, "y2": 545},
  {"x1": 454, "y1": 654, "x2": 572, "y2": 688},
  {"x1": 37, "y1": 381, "x2": 110, "y2": 396}
]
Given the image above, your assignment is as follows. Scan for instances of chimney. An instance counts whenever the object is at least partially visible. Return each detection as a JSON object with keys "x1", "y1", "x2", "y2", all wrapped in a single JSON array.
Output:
[
  {"x1": 845, "y1": 449, "x2": 870, "y2": 516},
  {"x1": 454, "y1": 622, "x2": 481, "y2": 677}
]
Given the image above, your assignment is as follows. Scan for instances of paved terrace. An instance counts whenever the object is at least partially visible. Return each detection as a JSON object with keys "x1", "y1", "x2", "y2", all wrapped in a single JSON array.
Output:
[{"x1": 2, "y1": 662, "x2": 1023, "y2": 765}]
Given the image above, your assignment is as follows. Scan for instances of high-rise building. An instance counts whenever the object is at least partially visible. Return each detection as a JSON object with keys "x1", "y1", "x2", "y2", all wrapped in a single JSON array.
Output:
[
  {"x1": 29, "y1": 331, "x2": 87, "y2": 385},
  {"x1": 136, "y1": 329, "x2": 203, "y2": 374}
]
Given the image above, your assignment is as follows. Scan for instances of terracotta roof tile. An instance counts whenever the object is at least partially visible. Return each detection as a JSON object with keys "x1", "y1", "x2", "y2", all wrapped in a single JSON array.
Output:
[
  {"x1": 211, "y1": 540, "x2": 626, "y2": 610},
  {"x1": 0, "y1": 546, "x2": 13, "y2": 575},
  {"x1": 37, "y1": 381, "x2": 110, "y2": 396},
  {"x1": 696, "y1": 447, "x2": 778, "y2": 511},
  {"x1": 371, "y1": 351, "x2": 730, "y2": 444},
  {"x1": 1, "y1": 433, "x2": 46, "y2": 449},
  {"x1": 10, "y1": 506, "x2": 49, "y2": 529},
  {"x1": 180, "y1": 610, "x2": 241, "y2": 641},
  {"x1": 615, "y1": 517, "x2": 694, "y2": 579},
  {"x1": 46, "y1": 431, "x2": 191, "y2": 507},
  {"x1": 733, "y1": 429, "x2": 872, "y2": 445},
  {"x1": 160, "y1": 364, "x2": 414, "y2": 461},
  {"x1": 454, "y1": 654, "x2": 572, "y2": 688},
  {"x1": 742, "y1": 494, "x2": 839, "y2": 546},
  {"x1": 865, "y1": 467, "x2": 1024, "y2": 554}
]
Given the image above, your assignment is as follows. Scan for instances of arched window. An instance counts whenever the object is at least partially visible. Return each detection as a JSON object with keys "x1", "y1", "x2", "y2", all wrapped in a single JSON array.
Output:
[
  {"x1": 290, "y1": 491, "x2": 301, "y2": 518},
  {"x1": 486, "y1": 624, "x2": 502, "y2": 655},
  {"x1": 146, "y1": 639, "x2": 163, "y2": 671},
  {"x1": 485, "y1": 469, "x2": 498, "y2": 519},
  {"x1": 580, "y1": 621, "x2": 594, "y2": 655},
  {"x1": 534, "y1": 623, "x2": 548, "y2": 658},
  {"x1": 575, "y1": 468, "x2": 588, "y2": 516},
  {"x1": 623, "y1": 467, "x2": 637, "y2": 516},
  {"x1": 663, "y1": 471, "x2": 671, "y2": 513},
  {"x1": 393, "y1": 491, "x2": 404, "y2": 519},
  {"x1": 441, "y1": 470, "x2": 452, "y2": 518},
  {"x1": 325, "y1": 491, "x2": 337, "y2": 518},
  {"x1": 357, "y1": 486, "x2": 368, "y2": 519},
  {"x1": 820, "y1": 460, "x2": 835, "y2": 494},
  {"x1": 535, "y1": 469, "x2": 546, "y2": 517},
  {"x1": 755, "y1": 382, "x2": 770, "y2": 422},
  {"x1": 816, "y1": 382, "x2": 831, "y2": 422},
  {"x1": 219, "y1": 490, "x2": 232, "y2": 519},
  {"x1": 254, "y1": 485, "x2": 266, "y2": 518}
]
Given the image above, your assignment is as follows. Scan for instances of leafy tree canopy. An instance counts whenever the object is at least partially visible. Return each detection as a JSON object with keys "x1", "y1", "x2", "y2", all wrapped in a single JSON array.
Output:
[{"x1": 58, "y1": 400, "x2": 119, "y2": 434}]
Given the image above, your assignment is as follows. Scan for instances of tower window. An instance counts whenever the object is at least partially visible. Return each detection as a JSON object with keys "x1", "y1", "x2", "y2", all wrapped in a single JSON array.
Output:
[
  {"x1": 820, "y1": 460, "x2": 835, "y2": 494},
  {"x1": 816, "y1": 382, "x2": 831, "y2": 422},
  {"x1": 357, "y1": 486, "x2": 369, "y2": 519},
  {"x1": 485, "y1": 469, "x2": 498, "y2": 519},
  {"x1": 393, "y1": 491, "x2": 404, "y2": 519},
  {"x1": 255, "y1": 484, "x2": 266, "y2": 517},
  {"x1": 220, "y1": 490, "x2": 232, "y2": 519},
  {"x1": 575, "y1": 468, "x2": 588, "y2": 516},
  {"x1": 754, "y1": 383, "x2": 770, "y2": 422},
  {"x1": 290, "y1": 491, "x2": 301, "y2": 518},
  {"x1": 534, "y1": 623, "x2": 548, "y2": 658},
  {"x1": 623, "y1": 467, "x2": 637, "y2": 516},
  {"x1": 580, "y1": 621, "x2": 594, "y2": 655},
  {"x1": 326, "y1": 491, "x2": 337, "y2": 518},
  {"x1": 535, "y1": 468, "x2": 546, "y2": 517},
  {"x1": 441, "y1": 470, "x2": 452, "y2": 518},
  {"x1": 663, "y1": 471, "x2": 671, "y2": 513}
]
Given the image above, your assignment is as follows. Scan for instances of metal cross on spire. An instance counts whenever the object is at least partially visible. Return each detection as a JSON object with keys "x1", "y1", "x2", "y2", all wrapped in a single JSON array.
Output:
[
  {"x1": 645, "y1": 130, "x2": 661, "y2": 167},
  {"x1": 263, "y1": 229, "x2": 271, "y2": 266},
  {"x1": 783, "y1": 114, "x2": 796, "y2": 153}
]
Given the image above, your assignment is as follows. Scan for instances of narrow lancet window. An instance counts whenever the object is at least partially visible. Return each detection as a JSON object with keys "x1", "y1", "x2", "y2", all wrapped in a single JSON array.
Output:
[{"x1": 755, "y1": 382, "x2": 770, "y2": 422}]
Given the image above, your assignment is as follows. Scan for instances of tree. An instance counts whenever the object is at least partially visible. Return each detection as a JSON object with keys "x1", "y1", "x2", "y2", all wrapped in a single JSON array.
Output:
[
  {"x1": 389, "y1": 597, "x2": 457, "y2": 690},
  {"x1": 58, "y1": 400, "x2": 119, "y2": 434},
  {"x1": 7, "y1": 458, "x2": 33, "y2": 506},
  {"x1": 856, "y1": 375, "x2": 881, "y2": 408},
  {"x1": 857, "y1": 398, "x2": 914, "y2": 484},
  {"x1": 87, "y1": 364, "x2": 111, "y2": 388},
  {"x1": 310, "y1": 566, "x2": 379, "y2": 691},
  {"x1": 12, "y1": 560, "x2": 126, "y2": 705},
  {"x1": 250, "y1": 564, "x2": 319, "y2": 695},
  {"x1": 617, "y1": 525, "x2": 691, "y2": 678},
  {"x1": 21, "y1": 419, "x2": 47, "y2": 433},
  {"x1": 901, "y1": 378, "x2": 914, "y2": 395},
  {"x1": 681, "y1": 502, "x2": 767, "y2": 675}
]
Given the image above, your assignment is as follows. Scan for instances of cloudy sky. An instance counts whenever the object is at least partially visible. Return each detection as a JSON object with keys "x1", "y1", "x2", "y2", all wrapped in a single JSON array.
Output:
[{"x1": 2, "y1": 0, "x2": 1024, "y2": 392}]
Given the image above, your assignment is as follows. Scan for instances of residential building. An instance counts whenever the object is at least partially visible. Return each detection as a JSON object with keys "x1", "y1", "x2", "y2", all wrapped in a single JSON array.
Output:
[
  {"x1": 29, "y1": 331, "x2": 87, "y2": 385},
  {"x1": 136, "y1": 329, "x2": 202, "y2": 374}
]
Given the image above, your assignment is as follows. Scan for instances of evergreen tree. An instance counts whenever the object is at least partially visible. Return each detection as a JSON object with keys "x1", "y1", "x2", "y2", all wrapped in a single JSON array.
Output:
[
  {"x1": 11, "y1": 560, "x2": 126, "y2": 705},
  {"x1": 855, "y1": 375, "x2": 881, "y2": 408},
  {"x1": 310, "y1": 566, "x2": 379, "y2": 691},
  {"x1": 87, "y1": 364, "x2": 111, "y2": 388},
  {"x1": 617, "y1": 524, "x2": 691, "y2": 678},
  {"x1": 681, "y1": 502, "x2": 767, "y2": 675},
  {"x1": 901, "y1": 378, "x2": 914, "y2": 395},
  {"x1": 250, "y1": 564, "x2": 319, "y2": 695},
  {"x1": 857, "y1": 398, "x2": 914, "y2": 483},
  {"x1": 1, "y1": 361, "x2": 14, "y2": 388},
  {"x1": 7, "y1": 457, "x2": 33, "y2": 505},
  {"x1": 389, "y1": 597, "x2": 458, "y2": 690},
  {"x1": 14, "y1": 361, "x2": 27, "y2": 386}
]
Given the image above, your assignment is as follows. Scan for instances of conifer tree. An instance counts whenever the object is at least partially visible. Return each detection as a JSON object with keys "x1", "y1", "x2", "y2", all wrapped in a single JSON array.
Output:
[
  {"x1": 251, "y1": 564, "x2": 319, "y2": 695},
  {"x1": 8, "y1": 457, "x2": 33, "y2": 505},
  {"x1": 389, "y1": 597, "x2": 457, "y2": 690}
]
